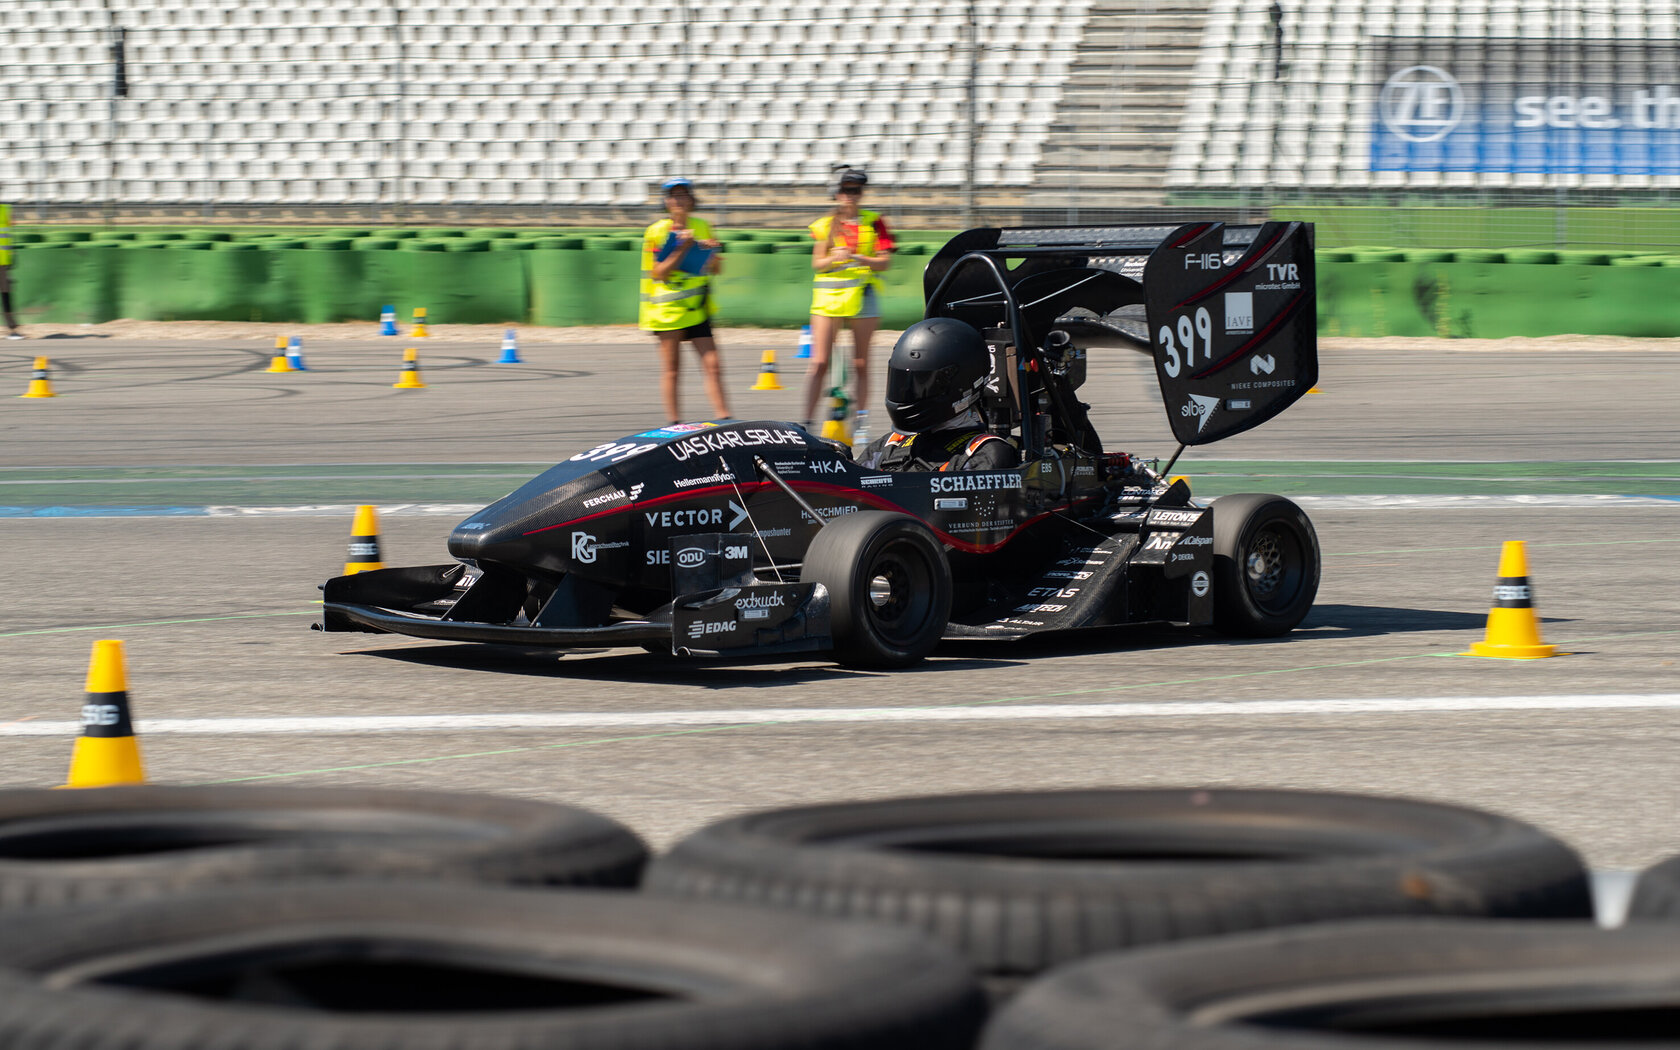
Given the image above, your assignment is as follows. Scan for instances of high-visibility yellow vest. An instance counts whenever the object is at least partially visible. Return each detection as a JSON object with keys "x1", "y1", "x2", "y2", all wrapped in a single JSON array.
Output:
[
  {"x1": 639, "y1": 217, "x2": 715, "y2": 332},
  {"x1": 809, "y1": 209, "x2": 884, "y2": 318},
  {"x1": 0, "y1": 204, "x2": 12, "y2": 267}
]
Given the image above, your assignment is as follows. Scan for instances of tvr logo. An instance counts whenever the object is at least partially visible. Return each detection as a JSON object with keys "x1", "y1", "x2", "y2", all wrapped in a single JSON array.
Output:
[{"x1": 1266, "y1": 263, "x2": 1298, "y2": 281}]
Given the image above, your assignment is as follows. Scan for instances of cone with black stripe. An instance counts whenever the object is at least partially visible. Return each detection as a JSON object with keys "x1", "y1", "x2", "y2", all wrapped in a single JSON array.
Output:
[
  {"x1": 63, "y1": 640, "x2": 146, "y2": 788},
  {"x1": 265, "y1": 335, "x2": 295, "y2": 373},
  {"x1": 344, "y1": 504, "x2": 384, "y2": 574},
  {"x1": 21, "y1": 356, "x2": 55, "y2": 398},
  {"x1": 1466, "y1": 540, "x2": 1556, "y2": 659},
  {"x1": 393, "y1": 347, "x2": 426, "y2": 388},
  {"x1": 750, "y1": 348, "x2": 783, "y2": 391}
]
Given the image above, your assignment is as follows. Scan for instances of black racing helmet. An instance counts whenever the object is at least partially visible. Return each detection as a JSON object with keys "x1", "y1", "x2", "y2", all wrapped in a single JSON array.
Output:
[{"x1": 883, "y1": 317, "x2": 991, "y2": 432}]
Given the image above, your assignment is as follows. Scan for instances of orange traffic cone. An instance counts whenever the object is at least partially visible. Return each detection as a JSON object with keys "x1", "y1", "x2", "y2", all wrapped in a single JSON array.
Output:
[
  {"x1": 21, "y1": 356, "x2": 55, "y2": 398},
  {"x1": 265, "y1": 335, "x2": 295, "y2": 373},
  {"x1": 411, "y1": 307, "x2": 429, "y2": 337},
  {"x1": 1466, "y1": 541, "x2": 1556, "y2": 659},
  {"x1": 393, "y1": 347, "x2": 426, "y2": 389},
  {"x1": 344, "y1": 505, "x2": 384, "y2": 574},
  {"x1": 63, "y1": 640, "x2": 146, "y2": 788},
  {"x1": 750, "y1": 348, "x2": 783, "y2": 391}
]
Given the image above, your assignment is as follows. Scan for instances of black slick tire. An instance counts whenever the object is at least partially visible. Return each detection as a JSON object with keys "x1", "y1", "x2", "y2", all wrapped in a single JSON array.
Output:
[
  {"x1": 1628, "y1": 853, "x2": 1680, "y2": 921},
  {"x1": 1210, "y1": 492, "x2": 1321, "y2": 636},
  {"x1": 0, "y1": 785, "x2": 648, "y2": 912},
  {"x1": 644, "y1": 788, "x2": 1592, "y2": 978},
  {"x1": 801, "y1": 510, "x2": 952, "y2": 668},
  {"x1": 0, "y1": 882, "x2": 985, "y2": 1050},
  {"x1": 980, "y1": 919, "x2": 1680, "y2": 1050}
]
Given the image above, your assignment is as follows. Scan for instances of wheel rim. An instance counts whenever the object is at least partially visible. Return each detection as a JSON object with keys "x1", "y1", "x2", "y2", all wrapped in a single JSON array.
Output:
[
  {"x1": 863, "y1": 539, "x2": 937, "y2": 647},
  {"x1": 1244, "y1": 522, "x2": 1306, "y2": 615}
]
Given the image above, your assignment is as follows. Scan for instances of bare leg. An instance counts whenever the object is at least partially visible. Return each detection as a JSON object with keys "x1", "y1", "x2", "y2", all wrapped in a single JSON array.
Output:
[
  {"x1": 691, "y1": 336, "x2": 731, "y2": 419},
  {"x1": 850, "y1": 315, "x2": 881, "y2": 412},
  {"x1": 803, "y1": 314, "x2": 839, "y2": 423},
  {"x1": 658, "y1": 332, "x2": 684, "y2": 422}
]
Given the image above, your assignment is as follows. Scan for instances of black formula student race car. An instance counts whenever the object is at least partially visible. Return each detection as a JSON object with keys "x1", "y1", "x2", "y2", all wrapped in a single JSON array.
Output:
[{"x1": 322, "y1": 221, "x2": 1322, "y2": 668}]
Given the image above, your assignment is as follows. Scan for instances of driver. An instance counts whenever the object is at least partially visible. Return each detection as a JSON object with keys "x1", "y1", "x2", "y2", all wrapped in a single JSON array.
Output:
[{"x1": 855, "y1": 317, "x2": 1019, "y2": 472}]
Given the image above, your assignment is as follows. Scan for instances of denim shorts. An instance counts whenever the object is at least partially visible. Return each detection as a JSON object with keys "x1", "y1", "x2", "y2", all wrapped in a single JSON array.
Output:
[{"x1": 856, "y1": 285, "x2": 880, "y2": 319}]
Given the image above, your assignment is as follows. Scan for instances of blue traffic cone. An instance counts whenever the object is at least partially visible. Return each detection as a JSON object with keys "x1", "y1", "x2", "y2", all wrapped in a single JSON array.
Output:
[
  {"x1": 795, "y1": 323, "x2": 813, "y2": 359},
  {"x1": 286, "y1": 335, "x2": 308, "y2": 371},
  {"x1": 498, "y1": 329, "x2": 521, "y2": 364},
  {"x1": 379, "y1": 305, "x2": 398, "y2": 336}
]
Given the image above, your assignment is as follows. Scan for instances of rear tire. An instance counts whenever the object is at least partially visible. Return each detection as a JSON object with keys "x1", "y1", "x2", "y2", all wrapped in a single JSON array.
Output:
[
  {"x1": 802, "y1": 511, "x2": 952, "y2": 668},
  {"x1": 1210, "y1": 493, "x2": 1320, "y2": 636}
]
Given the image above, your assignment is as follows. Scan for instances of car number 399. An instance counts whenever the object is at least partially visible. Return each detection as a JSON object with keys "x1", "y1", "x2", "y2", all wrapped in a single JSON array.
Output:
[
  {"x1": 569, "y1": 441, "x2": 659, "y2": 464},
  {"x1": 1157, "y1": 306, "x2": 1213, "y2": 378}
]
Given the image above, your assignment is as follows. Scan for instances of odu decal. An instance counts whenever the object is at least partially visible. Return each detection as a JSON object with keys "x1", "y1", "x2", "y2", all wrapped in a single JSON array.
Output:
[{"x1": 929, "y1": 473, "x2": 1024, "y2": 494}]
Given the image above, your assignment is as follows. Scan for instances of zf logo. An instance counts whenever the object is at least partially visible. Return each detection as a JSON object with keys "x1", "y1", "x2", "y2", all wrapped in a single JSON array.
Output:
[
  {"x1": 571, "y1": 532, "x2": 598, "y2": 564},
  {"x1": 1379, "y1": 65, "x2": 1464, "y2": 142}
]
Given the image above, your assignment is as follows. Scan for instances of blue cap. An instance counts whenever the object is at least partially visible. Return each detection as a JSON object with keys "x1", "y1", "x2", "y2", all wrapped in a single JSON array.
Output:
[{"x1": 661, "y1": 176, "x2": 694, "y2": 192}]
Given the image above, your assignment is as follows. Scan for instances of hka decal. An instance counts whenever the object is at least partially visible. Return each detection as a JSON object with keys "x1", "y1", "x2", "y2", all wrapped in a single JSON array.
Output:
[
  {"x1": 929, "y1": 473, "x2": 1025, "y2": 494},
  {"x1": 809, "y1": 460, "x2": 845, "y2": 474}
]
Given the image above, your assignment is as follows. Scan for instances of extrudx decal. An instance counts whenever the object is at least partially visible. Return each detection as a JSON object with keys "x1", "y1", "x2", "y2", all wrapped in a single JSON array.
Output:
[{"x1": 1371, "y1": 38, "x2": 1680, "y2": 174}]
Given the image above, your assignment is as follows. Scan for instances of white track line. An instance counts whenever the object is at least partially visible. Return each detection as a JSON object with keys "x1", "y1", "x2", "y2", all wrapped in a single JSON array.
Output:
[{"x1": 6, "y1": 693, "x2": 1678, "y2": 737}]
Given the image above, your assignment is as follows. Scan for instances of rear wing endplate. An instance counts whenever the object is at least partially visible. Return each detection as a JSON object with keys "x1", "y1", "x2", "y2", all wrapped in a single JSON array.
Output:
[{"x1": 923, "y1": 221, "x2": 1317, "y2": 448}]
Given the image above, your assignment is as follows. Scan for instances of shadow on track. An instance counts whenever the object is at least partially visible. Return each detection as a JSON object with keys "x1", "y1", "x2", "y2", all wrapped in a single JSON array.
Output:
[
  {"x1": 1296, "y1": 603, "x2": 1570, "y2": 637},
  {"x1": 346, "y1": 643, "x2": 1024, "y2": 686}
]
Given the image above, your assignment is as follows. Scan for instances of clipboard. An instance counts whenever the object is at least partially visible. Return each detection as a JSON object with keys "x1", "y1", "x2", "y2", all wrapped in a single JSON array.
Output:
[{"x1": 655, "y1": 232, "x2": 716, "y2": 275}]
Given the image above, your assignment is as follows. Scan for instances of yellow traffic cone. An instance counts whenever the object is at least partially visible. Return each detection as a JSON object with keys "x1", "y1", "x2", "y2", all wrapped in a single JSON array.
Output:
[
  {"x1": 750, "y1": 348, "x2": 783, "y2": 391},
  {"x1": 63, "y1": 640, "x2": 146, "y2": 788},
  {"x1": 818, "y1": 386, "x2": 852, "y2": 445},
  {"x1": 21, "y1": 357, "x2": 55, "y2": 398},
  {"x1": 344, "y1": 505, "x2": 385, "y2": 574},
  {"x1": 393, "y1": 347, "x2": 426, "y2": 389},
  {"x1": 1466, "y1": 540, "x2": 1556, "y2": 659},
  {"x1": 411, "y1": 307, "x2": 429, "y2": 337},
  {"x1": 266, "y1": 335, "x2": 295, "y2": 373}
]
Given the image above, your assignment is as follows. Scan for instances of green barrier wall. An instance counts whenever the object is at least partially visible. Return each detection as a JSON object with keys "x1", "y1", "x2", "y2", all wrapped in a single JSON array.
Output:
[{"x1": 12, "y1": 238, "x2": 1680, "y2": 336}]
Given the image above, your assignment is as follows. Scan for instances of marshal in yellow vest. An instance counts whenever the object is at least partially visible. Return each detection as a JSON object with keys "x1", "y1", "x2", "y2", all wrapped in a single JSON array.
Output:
[
  {"x1": 809, "y1": 209, "x2": 885, "y2": 318},
  {"x1": 639, "y1": 217, "x2": 716, "y2": 332}
]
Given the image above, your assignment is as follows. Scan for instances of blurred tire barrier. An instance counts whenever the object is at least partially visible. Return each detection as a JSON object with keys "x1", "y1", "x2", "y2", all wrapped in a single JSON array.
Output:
[
  {"x1": 0, "y1": 882, "x2": 986, "y2": 1050},
  {"x1": 0, "y1": 785, "x2": 648, "y2": 910},
  {"x1": 1627, "y1": 854, "x2": 1680, "y2": 921},
  {"x1": 644, "y1": 789, "x2": 1593, "y2": 979},
  {"x1": 977, "y1": 920, "x2": 1680, "y2": 1050},
  {"x1": 15, "y1": 233, "x2": 1680, "y2": 333}
]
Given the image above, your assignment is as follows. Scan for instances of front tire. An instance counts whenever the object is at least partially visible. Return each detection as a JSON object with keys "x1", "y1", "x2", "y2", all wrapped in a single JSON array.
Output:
[
  {"x1": 1210, "y1": 493, "x2": 1320, "y2": 636},
  {"x1": 802, "y1": 511, "x2": 952, "y2": 668}
]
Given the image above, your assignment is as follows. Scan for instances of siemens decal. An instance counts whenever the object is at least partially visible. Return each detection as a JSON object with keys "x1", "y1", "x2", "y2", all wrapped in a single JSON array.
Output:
[{"x1": 929, "y1": 473, "x2": 1025, "y2": 494}]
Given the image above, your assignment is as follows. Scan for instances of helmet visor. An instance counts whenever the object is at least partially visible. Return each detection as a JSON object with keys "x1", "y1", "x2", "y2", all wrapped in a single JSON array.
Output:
[{"x1": 886, "y1": 363, "x2": 957, "y2": 408}]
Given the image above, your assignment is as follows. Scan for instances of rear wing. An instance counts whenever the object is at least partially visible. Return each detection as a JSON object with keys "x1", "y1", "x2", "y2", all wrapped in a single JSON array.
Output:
[{"x1": 923, "y1": 221, "x2": 1317, "y2": 450}]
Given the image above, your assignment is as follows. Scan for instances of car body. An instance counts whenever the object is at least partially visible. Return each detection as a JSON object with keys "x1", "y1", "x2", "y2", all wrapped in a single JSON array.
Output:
[{"x1": 322, "y1": 220, "x2": 1322, "y2": 667}]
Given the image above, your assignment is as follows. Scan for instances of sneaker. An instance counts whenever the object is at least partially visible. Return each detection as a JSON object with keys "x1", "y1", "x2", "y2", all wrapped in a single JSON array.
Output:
[{"x1": 5, "y1": 331, "x2": 20, "y2": 340}]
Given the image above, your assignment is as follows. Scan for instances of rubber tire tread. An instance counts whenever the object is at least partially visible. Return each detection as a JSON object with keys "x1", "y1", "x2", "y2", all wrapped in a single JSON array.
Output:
[
  {"x1": 644, "y1": 788, "x2": 1592, "y2": 977},
  {"x1": 979, "y1": 919, "x2": 1680, "y2": 1050},
  {"x1": 0, "y1": 785, "x2": 648, "y2": 912},
  {"x1": 1210, "y1": 492, "x2": 1321, "y2": 637},
  {"x1": 801, "y1": 510, "x2": 953, "y2": 668},
  {"x1": 0, "y1": 882, "x2": 985, "y2": 1050},
  {"x1": 1627, "y1": 852, "x2": 1680, "y2": 921}
]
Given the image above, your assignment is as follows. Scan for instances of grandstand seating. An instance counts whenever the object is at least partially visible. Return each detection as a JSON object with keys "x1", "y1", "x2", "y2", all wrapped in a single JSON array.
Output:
[
  {"x1": 0, "y1": 0, "x2": 1095, "y2": 207},
  {"x1": 1168, "y1": 0, "x2": 1680, "y2": 192}
]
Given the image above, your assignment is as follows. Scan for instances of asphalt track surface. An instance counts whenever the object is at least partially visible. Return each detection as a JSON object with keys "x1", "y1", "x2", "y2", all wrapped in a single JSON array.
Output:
[{"x1": 1, "y1": 333, "x2": 1676, "y2": 873}]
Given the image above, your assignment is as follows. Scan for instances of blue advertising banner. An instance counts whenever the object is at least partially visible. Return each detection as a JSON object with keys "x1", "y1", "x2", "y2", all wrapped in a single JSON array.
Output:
[{"x1": 1369, "y1": 38, "x2": 1680, "y2": 174}]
